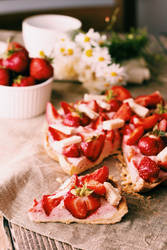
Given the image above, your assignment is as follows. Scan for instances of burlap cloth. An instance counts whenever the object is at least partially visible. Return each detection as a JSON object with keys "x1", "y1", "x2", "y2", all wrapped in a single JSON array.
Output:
[{"x1": 0, "y1": 80, "x2": 167, "y2": 250}]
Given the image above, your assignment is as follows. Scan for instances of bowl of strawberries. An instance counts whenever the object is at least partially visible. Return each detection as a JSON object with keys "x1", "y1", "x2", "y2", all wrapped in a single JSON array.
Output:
[{"x1": 0, "y1": 41, "x2": 54, "y2": 119}]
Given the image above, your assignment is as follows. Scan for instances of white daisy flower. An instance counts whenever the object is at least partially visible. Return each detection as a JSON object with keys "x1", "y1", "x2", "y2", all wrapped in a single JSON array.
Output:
[
  {"x1": 54, "y1": 39, "x2": 80, "y2": 58},
  {"x1": 104, "y1": 63, "x2": 127, "y2": 86},
  {"x1": 75, "y1": 28, "x2": 107, "y2": 48}
]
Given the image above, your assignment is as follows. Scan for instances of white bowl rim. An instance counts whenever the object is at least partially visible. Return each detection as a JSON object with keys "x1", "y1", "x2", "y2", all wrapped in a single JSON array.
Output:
[
  {"x1": 0, "y1": 77, "x2": 54, "y2": 91},
  {"x1": 22, "y1": 14, "x2": 82, "y2": 32}
]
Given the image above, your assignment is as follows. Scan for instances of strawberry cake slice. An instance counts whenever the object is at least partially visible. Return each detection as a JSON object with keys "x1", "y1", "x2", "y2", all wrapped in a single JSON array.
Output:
[
  {"x1": 122, "y1": 93, "x2": 167, "y2": 192},
  {"x1": 28, "y1": 166, "x2": 128, "y2": 224},
  {"x1": 44, "y1": 86, "x2": 131, "y2": 175}
]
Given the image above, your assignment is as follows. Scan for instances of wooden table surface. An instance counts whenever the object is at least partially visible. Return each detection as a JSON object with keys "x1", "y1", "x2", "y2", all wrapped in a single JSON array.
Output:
[{"x1": 0, "y1": 30, "x2": 167, "y2": 250}]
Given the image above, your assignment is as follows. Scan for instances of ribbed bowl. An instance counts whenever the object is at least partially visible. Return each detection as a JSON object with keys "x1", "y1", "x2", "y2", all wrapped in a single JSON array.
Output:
[{"x1": 0, "y1": 77, "x2": 53, "y2": 119}]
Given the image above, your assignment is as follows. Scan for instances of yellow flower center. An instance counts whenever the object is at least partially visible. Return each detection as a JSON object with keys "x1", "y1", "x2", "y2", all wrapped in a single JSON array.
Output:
[
  {"x1": 39, "y1": 50, "x2": 45, "y2": 57},
  {"x1": 84, "y1": 36, "x2": 90, "y2": 42},
  {"x1": 111, "y1": 72, "x2": 118, "y2": 77},
  {"x1": 104, "y1": 83, "x2": 110, "y2": 87},
  {"x1": 60, "y1": 38, "x2": 65, "y2": 42},
  {"x1": 85, "y1": 49, "x2": 93, "y2": 57},
  {"x1": 60, "y1": 47, "x2": 65, "y2": 53},
  {"x1": 67, "y1": 48, "x2": 74, "y2": 55},
  {"x1": 98, "y1": 56, "x2": 105, "y2": 61}
]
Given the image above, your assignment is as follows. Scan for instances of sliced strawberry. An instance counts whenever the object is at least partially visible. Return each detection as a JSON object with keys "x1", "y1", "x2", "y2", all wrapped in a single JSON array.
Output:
[
  {"x1": 61, "y1": 101, "x2": 74, "y2": 114},
  {"x1": 158, "y1": 161, "x2": 167, "y2": 171},
  {"x1": 85, "y1": 180, "x2": 106, "y2": 195},
  {"x1": 80, "y1": 133, "x2": 105, "y2": 161},
  {"x1": 142, "y1": 114, "x2": 159, "y2": 130},
  {"x1": 126, "y1": 126, "x2": 144, "y2": 145},
  {"x1": 135, "y1": 91, "x2": 163, "y2": 108},
  {"x1": 138, "y1": 136, "x2": 164, "y2": 156},
  {"x1": 46, "y1": 102, "x2": 61, "y2": 124},
  {"x1": 130, "y1": 115, "x2": 141, "y2": 126},
  {"x1": 63, "y1": 113, "x2": 81, "y2": 127},
  {"x1": 111, "y1": 86, "x2": 131, "y2": 101},
  {"x1": 137, "y1": 157, "x2": 160, "y2": 183},
  {"x1": 48, "y1": 126, "x2": 68, "y2": 141},
  {"x1": 80, "y1": 166, "x2": 109, "y2": 184},
  {"x1": 158, "y1": 119, "x2": 167, "y2": 132},
  {"x1": 70, "y1": 174, "x2": 80, "y2": 189},
  {"x1": 87, "y1": 100, "x2": 99, "y2": 113},
  {"x1": 63, "y1": 144, "x2": 81, "y2": 158},
  {"x1": 64, "y1": 191, "x2": 100, "y2": 219},
  {"x1": 162, "y1": 113, "x2": 167, "y2": 120},
  {"x1": 106, "y1": 129, "x2": 115, "y2": 142},
  {"x1": 80, "y1": 114, "x2": 90, "y2": 126},
  {"x1": 114, "y1": 103, "x2": 132, "y2": 121},
  {"x1": 42, "y1": 195, "x2": 63, "y2": 216},
  {"x1": 92, "y1": 112, "x2": 108, "y2": 129},
  {"x1": 84, "y1": 195, "x2": 100, "y2": 212},
  {"x1": 64, "y1": 192, "x2": 87, "y2": 219},
  {"x1": 108, "y1": 99, "x2": 122, "y2": 112},
  {"x1": 121, "y1": 124, "x2": 133, "y2": 135}
]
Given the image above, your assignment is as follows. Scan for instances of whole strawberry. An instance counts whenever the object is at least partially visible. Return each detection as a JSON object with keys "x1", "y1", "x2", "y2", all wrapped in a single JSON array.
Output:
[
  {"x1": 12, "y1": 75, "x2": 35, "y2": 87},
  {"x1": 0, "y1": 68, "x2": 10, "y2": 86},
  {"x1": 138, "y1": 136, "x2": 164, "y2": 156},
  {"x1": 2, "y1": 49, "x2": 29, "y2": 73},
  {"x1": 7, "y1": 41, "x2": 29, "y2": 57},
  {"x1": 30, "y1": 51, "x2": 53, "y2": 81},
  {"x1": 137, "y1": 157, "x2": 160, "y2": 182}
]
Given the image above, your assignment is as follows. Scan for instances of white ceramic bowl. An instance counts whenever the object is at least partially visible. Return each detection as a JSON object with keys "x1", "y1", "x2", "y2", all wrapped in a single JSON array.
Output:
[
  {"x1": 22, "y1": 14, "x2": 82, "y2": 57},
  {"x1": 0, "y1": 77, "x2": 53, "y2": 119}
]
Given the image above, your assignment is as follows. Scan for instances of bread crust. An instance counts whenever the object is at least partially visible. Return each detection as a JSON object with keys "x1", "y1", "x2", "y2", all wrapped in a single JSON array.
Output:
[
  {"x1": 44, "y1": 127, "x2": 120, "y2": 175},
  {"x1": 29, "y1": 197, "x2": 128, "y2": 225}
]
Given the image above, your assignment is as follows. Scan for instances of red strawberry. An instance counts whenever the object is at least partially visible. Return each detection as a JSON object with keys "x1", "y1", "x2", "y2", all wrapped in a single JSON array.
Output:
[
  {"x1": 42, "y1": 195, "x2": 63, "y2": 216},
  {"x1": 106, "y1": 129, "x2": 115, "y2": 142},
  {"x1": 130, "y1": 115, "x2": 141, "y2": 126},
  {"x1": 80, "y1": 166, "x2": 109, "y2": 184},
  {"x1": 30, "y1": 56, "x2": 53, "y2": 81},
  {"x1": 142, "y1": 114, "x2": 159, "y2": 130},
  {"x1": 46, "y1": 102, "x2": 61, "y2": 124},
  {"x1": 114, "y1": 103, "x2": 132, "y2": 121},
  {"x1": 80, "y1": 114, "x2": 90, "y2": 126},
  {"x1": 63, "y1": 113, "x2": 81, "y2": 127},
  {"x1": 0, "y1": 68, "x2": 10, "y2": 85},
  {"x1": 7, "y1": 41, "x2": 28, "y2": 57},
  {"x1": 48, "y1": 126, "x2": 68, "y2": 141},
  {"x1": 83, "y1": 180, "x2": 106, "y2": 195},
  {"x1": 121, "y1": 124, "x2": 133, "y2": 135},
  {"x1": 158, "y1": 119, "x2": 167, "y2": 132},
  {"x1": 80, "y1": 133, "x2": 105, "y2": 161},
  {"x1": 126, "y1": 126, "x2": 144, "y2": 145},
  {"x1": 64, "y1": 191, "x2": 100, "y2": 219},
  {"x1": 138, "y1": 136, "x2": 164, "y2": 156},
  {"x1": 63, "y1": 144, "x2": 81, "y2": 158},
  {"x1": 135, "y1": 91, "x2": 163, "y2": 108},
  {"x1": 158, "y1": 161, "x2": 167, "y2": 171},
  {"x1": 92, "y1": 112, "x2": 108, "y2": 129},
  {"x1": 3, "y1": 49, "x2": 29, "y2": 73},
  {"x1": 108, "y1": 99, "x2": 122, "y2": 112},
  {"x1": 61, "y1": 101, "x2": 74, "y2": 114},
  {"x1": 137, "y1": 157, "x2": 160, "y2": 182},
  {"x1": 87, "y1": 100, "x2": 99, "y2": 113},
  {"x1": 110, "y1": 86, "x2": 131, "y2": 101},
  {"x1": 12, "y1": 75, "x2": 35, "y2": 87}
]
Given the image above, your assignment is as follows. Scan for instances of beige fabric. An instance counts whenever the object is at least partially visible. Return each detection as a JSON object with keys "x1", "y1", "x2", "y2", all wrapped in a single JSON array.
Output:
[
  {"x1": 0, "y1": 81, "x2": 167, "y2": 250},
  {"x1": 0, "y1": 29, "x2": 167, "y2": 249}
]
